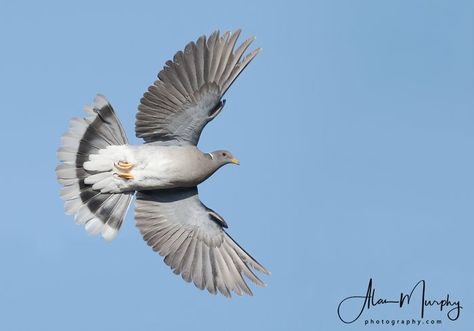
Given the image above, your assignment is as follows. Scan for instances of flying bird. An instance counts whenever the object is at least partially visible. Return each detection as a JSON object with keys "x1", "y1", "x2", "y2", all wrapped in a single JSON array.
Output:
[{"x1": 56, "y1": 30, "x2": 269, "y2": 297}]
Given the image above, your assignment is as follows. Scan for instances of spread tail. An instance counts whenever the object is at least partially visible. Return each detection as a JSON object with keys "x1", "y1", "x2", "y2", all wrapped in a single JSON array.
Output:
[{"x1": 56, "y1": 95, "x2": 133, "y2": 241}]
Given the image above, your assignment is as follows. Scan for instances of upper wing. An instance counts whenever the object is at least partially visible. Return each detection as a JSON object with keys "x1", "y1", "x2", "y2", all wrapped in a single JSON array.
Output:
[
  {"x1": 136, "y1": 30, "x2": 260, "y2": 145},
  {"x1": 135, "y1": 187, "x2": 269, "y2": 297}
]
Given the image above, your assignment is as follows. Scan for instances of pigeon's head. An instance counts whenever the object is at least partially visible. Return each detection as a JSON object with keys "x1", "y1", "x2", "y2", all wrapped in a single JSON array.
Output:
[{"x1": 209, "y1": 150, "x2": 239, "y2": 166}]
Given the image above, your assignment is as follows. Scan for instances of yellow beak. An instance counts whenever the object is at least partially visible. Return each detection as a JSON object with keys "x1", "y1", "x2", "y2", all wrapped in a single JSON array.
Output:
[{"x1": 230, "y1": 158, "x2": 240, "y2": 165}]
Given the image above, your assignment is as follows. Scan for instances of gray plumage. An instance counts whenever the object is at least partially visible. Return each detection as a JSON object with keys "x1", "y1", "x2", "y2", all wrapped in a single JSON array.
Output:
[
  {"x1": 136, "y1": 188, "x2": 269, "y2": 297},
  {"x1": 136, "y1": 30, "x2": 260, "y2": 145},
  {"x1": 56, "y1": 30, "x2": 268, "y2": 297},
  {"x1": 57, "y1": 95, "x2": 133, "y2": 239}
]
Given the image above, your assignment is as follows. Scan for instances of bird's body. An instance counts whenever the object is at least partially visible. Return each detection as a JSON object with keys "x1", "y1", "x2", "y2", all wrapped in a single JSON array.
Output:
[
  {"x1": 56, "y1": 30, "x2": 269, "y2": 297},
  {"x1": 83, "y1": 144, "x2": 221, "y2": 193}
]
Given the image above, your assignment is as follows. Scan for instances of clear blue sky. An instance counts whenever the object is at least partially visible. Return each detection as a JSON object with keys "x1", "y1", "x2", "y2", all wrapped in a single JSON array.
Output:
[{"x1": 0, "y1": 1, "x2": 473, "y2": 330}]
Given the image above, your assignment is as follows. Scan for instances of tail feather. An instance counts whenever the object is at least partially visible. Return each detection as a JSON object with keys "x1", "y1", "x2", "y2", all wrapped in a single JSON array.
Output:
[{"x1": 56, "y1": 95, "x2": 132, "y2": 241}]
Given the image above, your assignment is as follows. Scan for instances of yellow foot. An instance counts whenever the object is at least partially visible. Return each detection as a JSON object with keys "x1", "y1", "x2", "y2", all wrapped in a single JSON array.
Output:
[
  {"x1": 116, "y1": 172, "x2": 134, "y2": 180},
  {"x1": 114, "y1": 160, "x2": 134, "y2": 180},
  {"x1": 115, "y1": 160, "x2": 134, "y2": 171}
]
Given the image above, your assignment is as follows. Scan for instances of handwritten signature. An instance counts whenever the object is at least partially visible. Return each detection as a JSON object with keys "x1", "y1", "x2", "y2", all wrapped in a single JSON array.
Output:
[{"x1": 337, "y1": 278, "x2": 462, "y2": 324}]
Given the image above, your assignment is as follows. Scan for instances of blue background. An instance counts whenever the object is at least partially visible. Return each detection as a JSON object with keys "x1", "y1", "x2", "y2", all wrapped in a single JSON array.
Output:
[{"x1": 0, "y1": 0, "x2": 473, "y2": 330}]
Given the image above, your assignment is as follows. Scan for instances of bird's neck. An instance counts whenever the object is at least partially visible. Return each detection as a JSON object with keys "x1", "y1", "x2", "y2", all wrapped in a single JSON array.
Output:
[{"x1": 197, "y1": 155, "x2": 225, "y2": 184}]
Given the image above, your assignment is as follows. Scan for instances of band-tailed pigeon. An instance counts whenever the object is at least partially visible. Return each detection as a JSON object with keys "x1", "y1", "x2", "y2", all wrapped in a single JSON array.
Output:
[{"x1": 56, "y1": 30, "x2": 269, "y2": 297}]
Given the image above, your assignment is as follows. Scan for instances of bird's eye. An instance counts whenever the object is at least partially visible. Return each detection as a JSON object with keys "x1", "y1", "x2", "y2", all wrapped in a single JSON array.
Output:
[{"x1": 222, "y1": 152, "x2": 227, "y2": 157}]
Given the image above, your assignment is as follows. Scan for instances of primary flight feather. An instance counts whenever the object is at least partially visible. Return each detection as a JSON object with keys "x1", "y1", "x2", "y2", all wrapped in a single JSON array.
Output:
[{"x1": 56, "y1": 30, "x2": 269, "y2": 297}]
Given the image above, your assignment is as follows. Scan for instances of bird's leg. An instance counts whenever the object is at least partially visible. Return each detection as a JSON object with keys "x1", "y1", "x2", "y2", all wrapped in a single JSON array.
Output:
[
  {"x1": 116, "y1": 160, "x2": 134, "y2": 170},
  {"x1": 116, "y1": 173, "x2": 134, "y2": 180},
  {"x1": 114, "y1": 160, "x2": 135, "y2": 180}
]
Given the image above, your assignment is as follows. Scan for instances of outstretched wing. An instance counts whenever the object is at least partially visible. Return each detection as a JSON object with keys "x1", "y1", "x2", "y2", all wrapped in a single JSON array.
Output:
[
  {"x1": 135, "y1": 188, "x2": 269, "y2": 297},
  {"x1": 136, "y1": 30, "x2": 260, "y2": 145}
]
